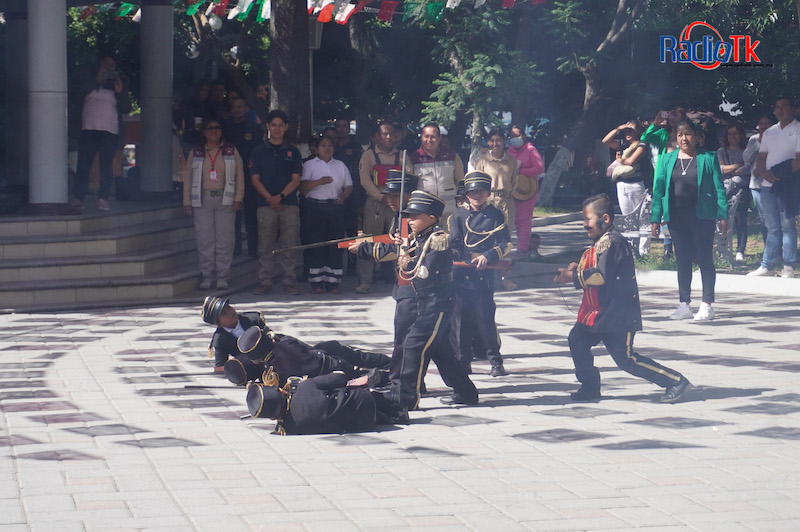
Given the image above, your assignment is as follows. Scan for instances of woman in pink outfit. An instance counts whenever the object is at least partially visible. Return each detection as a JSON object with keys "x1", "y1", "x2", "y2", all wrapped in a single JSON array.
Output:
[{"x1": 508, "y1": 125, "x2": 545, "y2": 258}]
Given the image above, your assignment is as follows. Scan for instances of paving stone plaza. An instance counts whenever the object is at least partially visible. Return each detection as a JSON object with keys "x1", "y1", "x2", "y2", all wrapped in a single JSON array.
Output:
[{"x1": 2, "y1": 266, "x2": 800, "y2": 531}]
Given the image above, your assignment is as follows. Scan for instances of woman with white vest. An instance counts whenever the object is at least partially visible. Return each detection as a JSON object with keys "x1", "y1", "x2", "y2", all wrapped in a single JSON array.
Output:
[{"x1": 183, "y1": 119, "x2": 245, "y2": 290}]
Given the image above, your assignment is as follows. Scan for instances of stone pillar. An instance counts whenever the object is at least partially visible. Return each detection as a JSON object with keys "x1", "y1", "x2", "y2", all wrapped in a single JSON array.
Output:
[
  {"x1": 27, "y1": 0, "x2": 68, "y2": 205},
  {"x1": 139, "y1": 0, "x2": 174, "y2": 193},
  {"x1": 4, "y1": 1, "x2": 28, "y2": 189}
]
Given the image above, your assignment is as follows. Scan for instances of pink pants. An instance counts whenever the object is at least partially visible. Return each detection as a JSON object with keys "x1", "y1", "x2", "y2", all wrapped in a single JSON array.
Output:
[{"x1": 514, "y1": 192, "x2": 539, "y2": 252}]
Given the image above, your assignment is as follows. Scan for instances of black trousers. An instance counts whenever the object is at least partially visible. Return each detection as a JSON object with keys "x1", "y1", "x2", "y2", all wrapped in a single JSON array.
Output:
[
  {"x1": 235, "y1": 185, "x2": 258, "y2": 256},
  {"x1": 668, "y1": 207, "x2": 717, "y2": 304},
  {"x1": 392, "y1": 297, "x2": 417, "y2": 380},
  {"x1": 314, "y1": 340, "x2": 391, "y2": 373},
  {"x1": 568, "y1": 325, "x2": 683, "y2": 391},
  {"x1": 729, "y1": 188, "x2": 751, "y2": 255},
  {"x1": 300, "y1": 199, "x2": 346, "y2": 288},
  {"x1": 393, "y1": 290, "x2": 478, "y2": 409},
  {"x1": 452, "y1": 286, "x2": 502, "y2": 369}
]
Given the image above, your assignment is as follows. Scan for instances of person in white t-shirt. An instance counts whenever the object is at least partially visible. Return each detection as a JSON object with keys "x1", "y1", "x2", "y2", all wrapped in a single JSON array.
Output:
[
  {"x1": 299, "y1": 137, "x2": 353, "y2": 293},
  {"x1": 748, "y1": 98, "x2": 800, "y2": 278}
]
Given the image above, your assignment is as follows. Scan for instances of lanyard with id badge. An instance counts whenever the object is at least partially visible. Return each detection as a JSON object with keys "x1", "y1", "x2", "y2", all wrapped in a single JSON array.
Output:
[{"x1": 208, "y1": 146, "x2": 222, "y2": 181}]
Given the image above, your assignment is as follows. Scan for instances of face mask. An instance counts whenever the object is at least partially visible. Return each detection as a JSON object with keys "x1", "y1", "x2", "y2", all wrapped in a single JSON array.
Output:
[{"x1": 509, "y1": 137, "x2": 524, "y2": 149}]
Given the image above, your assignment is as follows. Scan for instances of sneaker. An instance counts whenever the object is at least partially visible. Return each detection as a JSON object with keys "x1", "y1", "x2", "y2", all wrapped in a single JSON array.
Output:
[
  {"x1": 198, "y1": 278, "x2": 212, "y2": 290},
  {"x1": 69, "y1": 197, "x2": 85, "y2": 211},
  {"x1": 284, "y1": 285, "x2": 300, "y2": 295},
  {"x1": 669, "y1": 302, "x2": 693, "y2": 320},
  {"x1": 253, "y1": 284, "x2": 271, "y2": 295},
  {"x1": 661, "y1": 377, "x2": 693, "y2": 403},
  {"x1": 216, "y1": 280, "x2": 229, "y2": 290},
  {"x1": 570, "y1": 386, "x2": 601, "y2": 402},
  {"x1": 355, "y1": 284, "x2": 371, "y2": 294},
  {"x1": 490, "y1": 364, "x2": 507, "y2": 377},
  {"x1": 735, "y1": 252, "x2": 744, "y2": 262},
  {"x1": 747, "y1": 266, "x2": 773, "y2": 277},
  {"x1": 97, "y1": 198, "x2": 110, "y2": 211},
  {"x1": 501, "y1": 279, "x2": 518, "y2": 291},
  {"x1": 693, "y1": 303, "x2": 715, "y2": 321},
  {"x1": 782, "y1": 265, "x2": 795, "y2": 278}
]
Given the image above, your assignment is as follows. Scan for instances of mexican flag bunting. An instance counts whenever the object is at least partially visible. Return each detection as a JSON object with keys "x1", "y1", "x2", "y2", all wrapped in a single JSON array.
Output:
[
  {"x1": 501, "y1": 0, "x2": 515, "y2": 7},
  {"x1": 474, "y1": 0, "x2": 486, "y2": 7},
  {"x1": 426, "y1": 1, "x2": 444, "y2": 20},
  {"x1": 331, "y1": 0, "x2": 349, "y2": 17},
  {"x1": 258, "y1": 0, "x2": 272, "y2": 20},
  {"x1": 308, "y1": 0, "x2": 326, "y2": 14},
  {"x1": 445, "y1": 0, "x2": 460, "y2": 8},
  {"x1": 132, "y1": 8, "x2": 142, "y2": 21},
  {"x1": 377, "y1": 0, "x2": 398, "y2": 21},
  {"x1": 214, "y1": 0, "x2": 231, "y2": 15}
]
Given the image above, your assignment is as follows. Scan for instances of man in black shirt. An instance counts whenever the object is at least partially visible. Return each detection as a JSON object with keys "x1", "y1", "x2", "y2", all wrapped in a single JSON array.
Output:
[{"x1": 249, "y1": 110, "x2": 303, "y2": 295}]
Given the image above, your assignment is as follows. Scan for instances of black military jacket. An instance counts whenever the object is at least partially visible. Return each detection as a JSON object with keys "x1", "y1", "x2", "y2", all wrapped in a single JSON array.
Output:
[
  {"x1": 398, "y1": 224, "x2": 454, "y2": 294},
  {"x1": 449, "y1": 203, "x2": 512, "y2": 290},
  {"x1": 280, "y1": 372, "x2": 376, "y2": 435},
  {"x1": 356, "y1": 218, "x2": 415, "y2": 301},
  {"x1": 572, "y1": 228, "x2": 643, "y2": 333},
  {"x1": 210, "y1": 312, "x2": 265, "y2": 367}
]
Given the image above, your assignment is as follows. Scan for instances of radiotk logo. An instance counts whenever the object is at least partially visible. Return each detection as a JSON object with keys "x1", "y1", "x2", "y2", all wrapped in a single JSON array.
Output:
[{"x1": 660, "y1": 22, "x2": 766, "y2": 70}]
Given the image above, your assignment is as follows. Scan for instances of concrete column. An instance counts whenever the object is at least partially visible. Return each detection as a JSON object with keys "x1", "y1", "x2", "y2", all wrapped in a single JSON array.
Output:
[
  {"x1": 4, "y1": 1, "x2": 28, "y2": 189},
  {"x1": 27, "y1": 0, "x2": 68, "y2": 205},
  {"x1": 139, "y1": 0, "x2": 174, "y2": 193}
]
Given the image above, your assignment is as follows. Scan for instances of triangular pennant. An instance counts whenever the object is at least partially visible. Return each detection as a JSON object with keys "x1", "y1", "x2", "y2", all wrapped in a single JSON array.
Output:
[
  {"x1": 187, "y1": 1, "x2": 205, "y2": 15},
  {"x1": 402, "y1": 2, "x2": 419, "y2": 22},
  {"x1": 376, "y1": 0, "x2": 398, "y2": 21},
  {"x1": 258, "y1": 0, "x2": 272, "y2": 20},
  {"x1": 308, "y1": 0, "x2": 326, "y2": 14},
  {"x1": 117, "y1": 2, "x2": 137, "y2": 17},
  {"x1": 237, "y1": 0, "x2": 256, "y2": 19},
  {"x1": 501, "y1": 0, "x2": 515, "y2": 7},
  {"x1": 214, "y1": 0, "x2": 231, "y2": 14},
  {"x1": 132, "y1": 8, "x2": 142, "y2": 21},
  {"x1": 335, "y1": 4, "x2": 357, "y2": 23},
  {"x1": 426, "y1": 1, "x2": 444, "y2": 20},
  {"x1": 445, "y1": 0, "x2": 460, "y2": 8},
  {"x1": 530, "y1": 0, "x2": 546, "y2": 4},
  {"x1": 474, "y1": 0, "x2": 486, "y2": 7},
  {"x1": 317, "y1": 3, "x2": 335, "y2": 21},
  {"x1": 332, "y1": 0, "x2": 348, "y2": 16},
  {"x1": 79, "y1": 6, "x2": 97, "y2": 20}
]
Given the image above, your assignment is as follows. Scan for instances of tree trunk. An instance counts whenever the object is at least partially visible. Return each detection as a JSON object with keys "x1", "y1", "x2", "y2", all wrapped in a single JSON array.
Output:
[
  {"x1": 468, "y1": 110, "x2": 484, "y2": 169},
  {"x1": 270, "y1": 0, "x2": 311, "y2": 142}
]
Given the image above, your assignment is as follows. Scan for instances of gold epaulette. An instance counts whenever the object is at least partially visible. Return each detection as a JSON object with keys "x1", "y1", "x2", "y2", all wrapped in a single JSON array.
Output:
[
  {"x1": 429, "y1": 231, "x2": 449, "y2": 251},
  {"x1": 594, "y1": 233, "x2": 612, "y2": 255}
]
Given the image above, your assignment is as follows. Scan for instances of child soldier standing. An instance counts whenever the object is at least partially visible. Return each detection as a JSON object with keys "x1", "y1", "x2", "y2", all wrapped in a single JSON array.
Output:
[
  {"x1": 449, "y1": 171, "x2": 513, "y2": 377},
  {"x1": 554, "y1": 194, "x2": 692, "y2": 403}
]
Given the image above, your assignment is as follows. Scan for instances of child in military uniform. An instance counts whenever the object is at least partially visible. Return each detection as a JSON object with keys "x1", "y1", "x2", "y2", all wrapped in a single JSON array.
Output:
[
  {"x1": 202, "y1": 296, "x2": 265, "y2": 371},
  {"x1": 554, "y1": 194, "x2": 692, "y2": 403},
  {"x1": 392, "y1": 190, "x2": 478, "y2": 409},
  {"x1": 449, "y1": 171, "x2": 513, "y2": 377},
  {"x1": 246, "y1": 371, "x2": 407, "y2": 435}
]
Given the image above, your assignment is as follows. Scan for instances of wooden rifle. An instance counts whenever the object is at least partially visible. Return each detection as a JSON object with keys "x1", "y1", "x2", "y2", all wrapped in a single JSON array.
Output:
[
  {"x1": 271, "y1": 234, "x2": 392, "y2": 255},
  {"x1": 453, "y1": 260, "x2": 512, "y2": 270}
]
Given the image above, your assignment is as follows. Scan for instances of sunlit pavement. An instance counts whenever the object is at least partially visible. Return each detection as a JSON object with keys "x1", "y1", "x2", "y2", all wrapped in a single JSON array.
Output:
[{"x1": 2, "y1": 273, "x2": 800, "y2": 530}]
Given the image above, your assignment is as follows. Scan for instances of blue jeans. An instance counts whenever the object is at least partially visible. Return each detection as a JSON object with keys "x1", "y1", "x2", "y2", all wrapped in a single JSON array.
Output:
[{"x1": 754, "y1": 187, "x2": 797, "y2": 269}]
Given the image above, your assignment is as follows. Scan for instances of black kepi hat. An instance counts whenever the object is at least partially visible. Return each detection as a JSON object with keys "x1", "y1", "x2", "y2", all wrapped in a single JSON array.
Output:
[
  {"x1": 223, "y1": 355, "x2": 265, "y2": 386},
  {"x1": 463, "y1": 171, "x2": 492, "y2": 193},
  {"x1": 401, "y1": 190, "x2": 445, "y2": 218},
  {"x1": 383, "y1": 169, "x2": 419, "y2": 194},
  {"x1": 246, "y1": 383, "x2": 285, "y2": 419},
  {"x1": 202, "y1": 296, "x2": 229, "y2": 325},
  {"x1": 237, "y1": 326, "x2": 276, "y2": 363},
  {"x1": 456, "y1": 179, "x2": 466, "y2": 198}
]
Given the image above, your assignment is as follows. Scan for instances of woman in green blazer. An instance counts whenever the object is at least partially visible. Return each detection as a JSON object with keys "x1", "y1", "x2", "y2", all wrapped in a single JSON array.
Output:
[{"x1": 651, "y1": 118, "x2": 729, "y2": 321}]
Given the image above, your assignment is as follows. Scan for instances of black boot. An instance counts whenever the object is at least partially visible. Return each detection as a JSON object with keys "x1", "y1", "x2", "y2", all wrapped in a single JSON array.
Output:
[{"x1": 663, "y1": 242, "x2": 673, "y2": 259}]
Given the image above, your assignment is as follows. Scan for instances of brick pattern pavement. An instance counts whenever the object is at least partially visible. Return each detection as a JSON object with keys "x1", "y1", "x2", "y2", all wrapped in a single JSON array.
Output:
[{"x1": 1, "y1": 287, "x2": 800, "y2": 531}]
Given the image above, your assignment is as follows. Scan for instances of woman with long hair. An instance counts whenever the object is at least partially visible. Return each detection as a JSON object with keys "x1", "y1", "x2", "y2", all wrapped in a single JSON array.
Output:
[
  {"x1": 651, "y1": 118, "x2": 729, "y2": 321},
  {"x1": 183, "y1": 119, "x2": 245, "y2": 290},
  {"x1": 717, "y1": 122, "x2": 750, "y2": 261}
]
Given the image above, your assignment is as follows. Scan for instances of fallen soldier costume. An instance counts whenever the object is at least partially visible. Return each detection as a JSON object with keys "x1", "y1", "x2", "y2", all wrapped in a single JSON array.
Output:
[
  {"x1": 202, "y1": 296, "x2": 265, "y2": 371},
  {"x1": 247, "y1": 372, "x2": 404, "y2": 435},
  {"x1": 224, "y1": 324, "x2": 391, "y2": 387}
]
